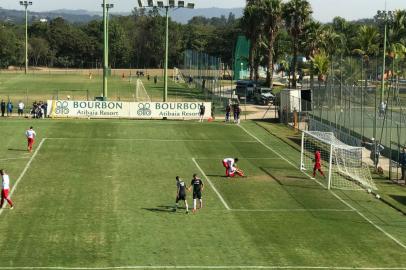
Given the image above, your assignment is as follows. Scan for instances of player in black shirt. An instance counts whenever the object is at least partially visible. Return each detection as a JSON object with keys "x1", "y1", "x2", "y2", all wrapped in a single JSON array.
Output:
[
  {"x1": 199, "y1": 103, "x2": 206, "y2": 122},
  {"x1": 174, "y1": 176, "x2": 189, "y2": 213},
  {"x1": 189, "y1": 174, "x2": 204, "y2": 213}
]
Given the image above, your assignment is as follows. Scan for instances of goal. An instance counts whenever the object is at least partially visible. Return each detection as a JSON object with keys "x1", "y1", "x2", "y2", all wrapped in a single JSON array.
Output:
[
  {"x1": 300, "y1": 131, "x2": 377, "y2": 191},
  {"x1": 134, "y1": 79, "x2": 151, "y2": 102}
]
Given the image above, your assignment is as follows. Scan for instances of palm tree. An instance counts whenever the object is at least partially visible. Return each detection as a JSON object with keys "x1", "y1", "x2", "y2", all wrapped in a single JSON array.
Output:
[
  {"x1": 352, "y1": 25, "x2": 380, "y2": 61},
  {"x1": 352, "y1": 25, "x2": 380, "y2": 87},
  {"x1": 311, "y1": 50, "x2": 330, "y2": 84},
  {"x1": 241, "y1": 2, "x2": 263, "y2": 81},
  {"x1": 302, "y1": 20, "x2": 322, "y2": 90},
  {"x1": 259, "y1": 0, "x2": 283, "y2": 88},
  {"x1": 282, "y1": 0, "x2": 312, "y2": 88}
]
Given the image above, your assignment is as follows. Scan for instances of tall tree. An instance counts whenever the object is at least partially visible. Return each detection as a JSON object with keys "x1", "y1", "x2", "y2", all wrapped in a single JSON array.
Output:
[
  {"x1": 302, "y1": 20, "x2": 322, "y2": 89},
  {"x1": 282, "y1": 0, "x2": 312, "y2": 88},
  {"x1": 260, "y1": 0, "x2": 283, "y2": 87},
  {"x1": 241, "y1": 1, "x2": 263, "y2": 80}
]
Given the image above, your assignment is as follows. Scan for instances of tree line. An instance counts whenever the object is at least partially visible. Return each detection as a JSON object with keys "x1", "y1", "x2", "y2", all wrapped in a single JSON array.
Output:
[
  {"x1": 1, "y1": 0, "x2": 406, "y2": 88},
  {"x1": 0, "y1": 8, "x2": 240, "y2": 70},
  {"x1": 242, "y1": 0, "x2": 406, "y2": 88}
]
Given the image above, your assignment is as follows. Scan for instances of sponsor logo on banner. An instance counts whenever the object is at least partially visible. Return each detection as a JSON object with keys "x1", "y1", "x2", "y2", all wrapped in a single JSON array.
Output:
[
  {"x1": 137, "y1": 103, "x2": 152, "y2": 116},
  {"x1": 55, "y1": 101, "x2": 70, "y2": 115},
  {"x1": 47, "y1": 100, "x2": 211, "y2": 120}
]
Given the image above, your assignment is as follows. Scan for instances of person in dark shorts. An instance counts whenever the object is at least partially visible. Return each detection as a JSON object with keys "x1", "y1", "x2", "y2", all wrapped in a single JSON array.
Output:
[
  {"x1": 225, "y1": 104, "x2": 231, "y2": 122},
  {"x1": 199, "y1": 103, "x2": 206, "y2": 122},
  {"x1": 1, "y1": 100, "x2": 5, "y2": 117},
  {"x1": 189, "y1": 174, "x2": 204, "y2": 213},
  {"x1": 174, "y1": 176, "x2": 189, "y2": 213}
]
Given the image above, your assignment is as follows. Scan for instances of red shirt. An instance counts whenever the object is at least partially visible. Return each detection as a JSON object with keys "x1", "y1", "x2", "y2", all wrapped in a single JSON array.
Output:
[{"x1": 315, "y1": 151, "x2": 321, "y2": 164}]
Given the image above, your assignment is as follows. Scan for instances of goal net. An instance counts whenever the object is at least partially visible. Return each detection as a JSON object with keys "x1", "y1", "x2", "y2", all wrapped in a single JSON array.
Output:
[
  {"x1": 134, "y1": 79, "x2": 151, "y2": 102},
  {"x1": 301, "y1": 131, "x2": 377, "y2": 191}
]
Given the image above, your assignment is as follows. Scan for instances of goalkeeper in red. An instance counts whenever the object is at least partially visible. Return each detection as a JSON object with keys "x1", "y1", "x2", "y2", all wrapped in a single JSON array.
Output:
[{"x1": 312, "y1": 150, "x2": 325, "y2": 178}]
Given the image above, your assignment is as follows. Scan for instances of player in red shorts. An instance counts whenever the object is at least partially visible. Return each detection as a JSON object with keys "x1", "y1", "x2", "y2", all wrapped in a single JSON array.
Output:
[
  {"x1": 0, "y1": 169, "x2": 14, "y2": 209},
  {"x1": 312, "y1": 150, "x2": 325, "y2": 178},
  {"x1": 228, "y1": 166, "x2": 245, "y2": 178},
  {"x1": 222, "y1": 158, "x2": 239, "y2": 177},
  {"x1": 26, "y1": 126, "x2": 36, "y2": 152}
]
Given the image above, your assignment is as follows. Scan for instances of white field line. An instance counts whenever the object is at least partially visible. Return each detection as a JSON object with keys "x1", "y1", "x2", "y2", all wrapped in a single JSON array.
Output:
[
  {"x1": 238, "y1": 124, "x2": 406, "y2": 250},
  {"x1": 0, "y1": 157, "x2": 30, "y2": 162},
  {"x1": 232, "y1": 209, "x2": 355, "y2": 212},
  {"x1": 195, "y1": 157, "x2": 283, "y2": 160},
  {"x1": 0, "y1": 138, "x2": 46, "y2": 212},
  {"x1": 0, "y1": 266, "x2": 405, "y2": 270},
  {"x1": 192, "y1": 158, "x2": 231, "y2": 210},
  {"x1": 48, "y1": 138, "x2": 257, "y2": 143}
]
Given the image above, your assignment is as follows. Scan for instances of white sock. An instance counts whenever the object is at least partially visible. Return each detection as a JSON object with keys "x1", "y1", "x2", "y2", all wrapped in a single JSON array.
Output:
[
  {"x1": 193, "y1": 199, "x2": 196, "y2": 210},
  {"x1": 199, "y1": 199, "x2": 203, "y2": 208},
  {"x1": 185, "y1": 202, "x2": 189, "y2": 212}
]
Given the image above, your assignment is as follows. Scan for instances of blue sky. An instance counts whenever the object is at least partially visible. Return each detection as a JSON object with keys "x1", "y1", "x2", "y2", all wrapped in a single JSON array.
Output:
[{"x1": 1, "y1": 0, "x2": 406, "y2": 22}]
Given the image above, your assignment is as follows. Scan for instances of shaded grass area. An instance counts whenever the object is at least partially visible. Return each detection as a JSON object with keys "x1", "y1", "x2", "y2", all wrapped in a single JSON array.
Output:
[
  {"x1": 0, "y1": 119, "x2": 404, "y2": 268},
  {"x1": 254, "y1": 120, "x2": 406, "y2": 215}
]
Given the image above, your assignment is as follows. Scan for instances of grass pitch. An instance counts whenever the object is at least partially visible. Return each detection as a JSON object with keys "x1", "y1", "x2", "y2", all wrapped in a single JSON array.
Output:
[
  {"x1": 0, "y1": 119, "x2": 405, "y2": 269},
  {"x1": 0, "y1": 72, "x2": 205, "y2": 107}
]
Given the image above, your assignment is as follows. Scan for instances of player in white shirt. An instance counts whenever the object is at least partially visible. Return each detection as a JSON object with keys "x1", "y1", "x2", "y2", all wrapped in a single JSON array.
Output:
[
  {"x1": 0, "y1": 170, "x2": 14, "y2": 209},
  {"x1": 26, "y1": 126, "x2": 36, "y2": 152},
  {"x1": 18, "y1": 101, "x2": 25, "y2": 116},
  {"x1": 222, "y1": 157, "x2": 239, "y2": 177}
]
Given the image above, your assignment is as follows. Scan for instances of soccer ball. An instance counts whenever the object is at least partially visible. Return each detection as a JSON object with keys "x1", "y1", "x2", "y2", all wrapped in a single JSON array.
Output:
[
  {"x1": 367, "y1": 189, "x2": 372, "y2": 194},
  {"x1": 376, "y1": 194, "x2": 381, "y2": 199}
]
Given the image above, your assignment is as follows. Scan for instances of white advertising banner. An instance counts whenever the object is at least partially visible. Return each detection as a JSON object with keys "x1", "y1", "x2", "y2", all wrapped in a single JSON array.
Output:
[{"x1": 47, "y1": 100, "x2": 212, "y2": 119}]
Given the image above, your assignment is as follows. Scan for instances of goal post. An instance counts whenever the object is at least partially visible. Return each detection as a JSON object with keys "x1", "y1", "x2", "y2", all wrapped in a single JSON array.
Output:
[
  {"x1": 135, "y1": 79, "x2": 151, "y2": 102},
  {"x1": 301, "y1": 131, "x2": 377, "y2": 191}
]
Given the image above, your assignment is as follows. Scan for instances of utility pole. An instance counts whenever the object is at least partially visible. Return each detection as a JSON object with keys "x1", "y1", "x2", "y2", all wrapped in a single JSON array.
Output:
[
  {"x1": 163, "y1": 6, "x2": 169, "y2": 102},
  {"x1": 138, "y1": 0, "x2": 195, "y2": 102},
  {"x1": 19, "y1": 1, "x2": 33, "y2": 75}
]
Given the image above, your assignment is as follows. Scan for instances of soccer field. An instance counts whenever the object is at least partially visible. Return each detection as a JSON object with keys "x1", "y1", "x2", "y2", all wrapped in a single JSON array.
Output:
[
  {"x1": 0, "y1": 72, "x2": 206, "y2": 106},
  {"x1": 0, "y1": 119, "x2": 405, "y2": 269}
]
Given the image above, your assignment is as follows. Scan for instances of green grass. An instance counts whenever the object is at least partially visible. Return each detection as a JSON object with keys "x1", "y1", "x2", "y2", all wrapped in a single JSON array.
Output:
[
  {"x1": 0, "y1": 72, "x2": 209, "y2": 107},
  {"x1": 0, "y1": 119, "x2": 405, "y2": 269}
]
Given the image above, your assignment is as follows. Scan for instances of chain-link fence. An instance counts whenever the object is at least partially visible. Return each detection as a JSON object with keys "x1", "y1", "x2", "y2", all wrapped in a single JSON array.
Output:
[
  {"x1": 276, "y1": 55, "x2": 406, "y2": 183},
  {"x1": 181, "y1": 49, "x2": 232, "y2": 113}
]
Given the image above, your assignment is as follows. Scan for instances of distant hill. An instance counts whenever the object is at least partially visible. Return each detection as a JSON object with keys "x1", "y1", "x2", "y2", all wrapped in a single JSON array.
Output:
[
  {"x1": 0, "y1": 8, "x2": 101, "y2": 24},
  {"x1": 171, "y1": 7, "x2": 243, "y2": 24},
  {"x1": 0, "y1": 7, "x2": 243, "y2": 24}
]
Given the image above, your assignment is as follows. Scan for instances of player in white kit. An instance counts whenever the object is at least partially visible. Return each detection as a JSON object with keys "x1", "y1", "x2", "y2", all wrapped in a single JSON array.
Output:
[
  {"x1": 0, "y1": 170, "x2": 14, "y2": 209},
  {"x1": 26, "y1": 126, "x2": 36, "y2": 152}
]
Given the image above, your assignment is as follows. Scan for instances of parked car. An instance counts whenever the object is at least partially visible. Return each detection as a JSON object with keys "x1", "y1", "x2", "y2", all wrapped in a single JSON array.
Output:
[
  {"x1": 236, "y1": 80, "x2": 256, "y2": 100},
  {"x1": 254, "y1": 87, "x2": 275, "y2": 105}
]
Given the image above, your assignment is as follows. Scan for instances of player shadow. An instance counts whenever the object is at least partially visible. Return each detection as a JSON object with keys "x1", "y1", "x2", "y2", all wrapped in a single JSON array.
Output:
[
  {"x1": 142, "y1": 205, "x2": 185, "y2": 214},
  {"x1": 259, "y1": 167, "x2": 322, "y2": 190},
  {"x1": 206, "y1": 174, "x2": 228, "y2": 178},
  {"x1": 390, "y1": 195, "x2": 406, "y2": 206},
  {"x1": 8, "y1": 148, "x2": 27, "y2": 152}
]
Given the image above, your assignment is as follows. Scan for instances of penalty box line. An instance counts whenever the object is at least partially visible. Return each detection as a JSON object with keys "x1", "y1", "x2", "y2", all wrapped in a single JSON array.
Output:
[
  {"x1": 47, "y1": 137, "x2": 258, "y2": 143},
  {"x1": 192, "y1": 158, "x2": 231, "y2": 210},
  {"x1": 191, "y1": 158, "x2": 352, "y2": 213},
  {"x1": 0, "y1": 138, "x2": 46, "y2": 215},
  {"x1": 238, "y1": 124, "x2": 406, "y2": 250}
]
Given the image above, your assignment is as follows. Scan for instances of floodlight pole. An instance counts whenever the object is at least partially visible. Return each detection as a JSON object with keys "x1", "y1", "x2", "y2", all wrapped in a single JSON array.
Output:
[
  {"x1": 163, "y1": 6, "x2": 169, "y2": 102},
  {"x1": 102, "y1": 0, "x2": 108, "y2": 100},
  {"x1": 138, "y1": 1, "x2": 195, "y2": 102},
  {"x1": 20, "y1": 1, "x2": 32, "y2": 75},
  {"x1": 25, "y1": 5, "x2": 28, "y2": 74},
  {"x1": 381, "y1": 17, "x2": 387, "y2": 104}
]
